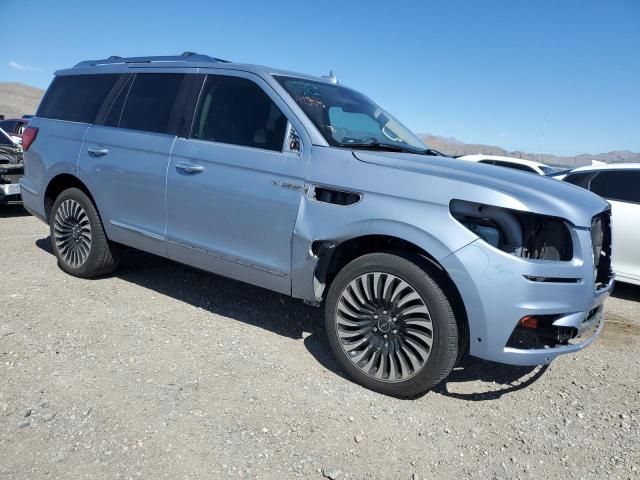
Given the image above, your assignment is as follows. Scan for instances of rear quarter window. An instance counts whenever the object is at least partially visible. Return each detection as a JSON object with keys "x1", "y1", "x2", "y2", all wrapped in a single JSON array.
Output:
[{"x1": 37, "y1": 74, "x2": 120, "y2": 123}]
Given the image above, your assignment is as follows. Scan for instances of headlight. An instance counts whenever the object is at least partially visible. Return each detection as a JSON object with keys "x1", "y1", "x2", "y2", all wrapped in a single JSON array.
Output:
[{"x1": 450, "y1": 200, "x2": 573, "y2": 261}]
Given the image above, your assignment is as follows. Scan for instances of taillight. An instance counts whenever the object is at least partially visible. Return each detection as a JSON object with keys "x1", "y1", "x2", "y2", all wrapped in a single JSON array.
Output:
[{"x1": 22, "y1": 126, "x2": 38, "y2": 151}]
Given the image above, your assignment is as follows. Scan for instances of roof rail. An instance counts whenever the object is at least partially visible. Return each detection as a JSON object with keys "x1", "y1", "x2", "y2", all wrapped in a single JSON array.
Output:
[{"x1": 73, "y1": 52, "x2": 230, "y2": 68}]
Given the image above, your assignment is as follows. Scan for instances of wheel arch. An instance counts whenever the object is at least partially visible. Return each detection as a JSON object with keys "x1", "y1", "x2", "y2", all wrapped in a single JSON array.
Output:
[
  {"x1": 44, "y1": 173, "x2": 96, "y2": 222},
  {"x1": 310, "y1": 232, "x2": 470, "y2": 360}
]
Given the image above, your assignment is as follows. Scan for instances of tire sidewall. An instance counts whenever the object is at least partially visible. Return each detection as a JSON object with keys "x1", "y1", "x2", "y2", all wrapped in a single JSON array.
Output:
[
  {"x1": 325, "y1": 252, "x2": 458, "y2": 397},
  {"x1": 50, "y1": 188, "x2": 104, "y2": 277}
]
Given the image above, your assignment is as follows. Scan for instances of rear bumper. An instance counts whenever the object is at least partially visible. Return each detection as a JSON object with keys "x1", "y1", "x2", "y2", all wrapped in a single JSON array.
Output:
[
  {"x1": 19, "y1": 178, "x2": 47, "y2": 221},
  {"x1": 442, "y1": 228, "x2": 613, "y2": 366},
  {"x1": 0, "y1": 183, "x2": 22, "y2": 203}
]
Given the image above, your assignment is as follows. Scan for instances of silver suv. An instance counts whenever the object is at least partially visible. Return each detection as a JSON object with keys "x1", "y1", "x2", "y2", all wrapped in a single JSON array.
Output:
[{"x1": 20, "y1": 53, "x2": 613, "y2": 397}]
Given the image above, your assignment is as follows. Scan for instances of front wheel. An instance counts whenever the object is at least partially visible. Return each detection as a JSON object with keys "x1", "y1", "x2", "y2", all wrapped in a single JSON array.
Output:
[
  {"x1": 324, "y1": 252, "x2": 459, "y2": 397},
  {"x1": 50, "y1": 187, "x2": 120, "y2": 278}
]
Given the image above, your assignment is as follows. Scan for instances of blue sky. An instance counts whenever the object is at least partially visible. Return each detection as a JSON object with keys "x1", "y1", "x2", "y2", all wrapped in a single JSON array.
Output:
[{"x1": 1, "y1": 0, "x2": 638, "y2": 155}]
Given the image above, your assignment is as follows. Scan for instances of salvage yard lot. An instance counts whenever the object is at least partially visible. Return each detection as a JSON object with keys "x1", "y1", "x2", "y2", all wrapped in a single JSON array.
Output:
[{"x1": 1, "y1": 204, "x2": 639, "y2": 479}]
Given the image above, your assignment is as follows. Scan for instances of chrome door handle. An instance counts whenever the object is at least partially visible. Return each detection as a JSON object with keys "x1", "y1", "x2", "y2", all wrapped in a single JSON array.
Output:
[
  {"x1": 176, "y1": 162, "x2": 205, "y2": 173},
  {"x1": 87, "y1": 146, "x2": 109, "y2": 157}
]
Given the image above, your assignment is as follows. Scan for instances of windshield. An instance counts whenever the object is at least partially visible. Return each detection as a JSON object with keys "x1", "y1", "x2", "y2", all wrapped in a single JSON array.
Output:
[{"x1": 275, "y1": 76, "x2": 426, "y2": 152}]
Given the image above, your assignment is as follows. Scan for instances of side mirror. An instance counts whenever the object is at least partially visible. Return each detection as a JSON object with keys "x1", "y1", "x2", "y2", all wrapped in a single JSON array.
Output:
[{"x1": 283, "y1": 122, "x2": 303, "y2": 156}]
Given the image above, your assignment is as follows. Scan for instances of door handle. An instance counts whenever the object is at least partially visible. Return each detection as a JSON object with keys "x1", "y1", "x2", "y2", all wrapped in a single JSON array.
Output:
[
  {"x1": 87, "y1": 146, "x2": 109, "y2": 157},
  {"x1": 176, "y1": 162, "x2": 205, "y2": 174}
]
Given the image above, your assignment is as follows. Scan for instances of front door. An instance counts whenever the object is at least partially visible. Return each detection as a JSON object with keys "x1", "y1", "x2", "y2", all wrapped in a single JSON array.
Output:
[{"x1": 165, "y1": 72, "x2": 310, "y2": 294}]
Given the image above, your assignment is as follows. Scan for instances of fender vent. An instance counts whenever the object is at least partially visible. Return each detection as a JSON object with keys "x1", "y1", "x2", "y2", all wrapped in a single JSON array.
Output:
[{"x1": 313, "y1": 187, "x2": 361, "y2": 206}]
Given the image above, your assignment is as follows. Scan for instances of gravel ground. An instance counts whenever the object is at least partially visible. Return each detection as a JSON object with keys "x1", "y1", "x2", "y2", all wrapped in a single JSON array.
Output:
[{"x1": 1, "y1": 204, "x2": 639, "y2": 480}]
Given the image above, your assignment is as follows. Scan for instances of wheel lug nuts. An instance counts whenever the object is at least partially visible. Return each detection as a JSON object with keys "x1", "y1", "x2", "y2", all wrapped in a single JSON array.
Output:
[
  {"x1": 392, "y1": 329, "x2": 397, "y2": 334},
  {"x1": 373, "y1": 327, "x2": 378, "y2": 332},
  {"x1": 392, "y1": 317, "x2": 397, "y2": 322},
  {"x1": 373, "y1": 314, "x2": 378, "y2": 319},
  {"x1": 383, "y1": 334, "x2": 388, "y2": 339},
  {"x1": 383, "y1": 310, "x2": 388, "y2": 315}
]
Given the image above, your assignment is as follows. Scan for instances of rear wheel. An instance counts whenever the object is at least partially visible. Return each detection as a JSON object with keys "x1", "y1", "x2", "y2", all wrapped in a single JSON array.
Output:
[
  {"x1": 50, "y1": 187, "x2": 120, "y2": 278},
  {"x1": 324, "y1": 252, "x2": 458, "y2": 397}
]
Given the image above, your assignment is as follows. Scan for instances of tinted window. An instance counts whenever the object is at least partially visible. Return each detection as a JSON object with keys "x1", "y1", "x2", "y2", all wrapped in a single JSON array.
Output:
[
  {"x1": 0, "y1": 129, "x2": 14, "y2": 145},
  {"x1": 193, "y1": 75, "x2": 287, "y2": 151},
  {"x1": 493, "y1": 160, "x2": 536, "y2": 173},
  {"x1": 0, "y1": 120, "x2": 18, "y2": 134},
  {"x1": 589, "y1": 170, "x2": 640, "y2": 203},
  {"x1": 478, "y1": 159, "x2": 495, "y2": 165},
  {"x1": 564, "y1": 171, "x2": 597, "y2": 188},
  {"x1": 102, "y1": 75, "x2": 134, "y2": 128},
  {"x1": 37, "y1": 74, "x2": 119, "y2": 123},
  {"x1": 119, "y1": 74, "x2": 185, "y2": 134}
]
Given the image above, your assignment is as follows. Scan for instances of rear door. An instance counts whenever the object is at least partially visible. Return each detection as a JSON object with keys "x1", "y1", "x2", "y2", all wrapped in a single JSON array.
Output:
[
  {"x1": 77, "y1": 71, "x2": 192, "y2": 257},
  {"x1": 588, "y1": 170, "x2": 640, "y2": 283},
  {"x1": 165, "y1": 71, "x2": 310, "y2": 294}
]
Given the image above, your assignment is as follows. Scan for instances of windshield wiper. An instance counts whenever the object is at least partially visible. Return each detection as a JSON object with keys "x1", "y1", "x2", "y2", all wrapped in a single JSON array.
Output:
[
  {"x1": 338, "y1": 140, "x2": 424, "y2": 155},
  {"x1": 424, "y1": 148, "x2": 449, "y2": 157},
  {"x1": 339, "y1": 141, "x2": 449, "y2": 157}
]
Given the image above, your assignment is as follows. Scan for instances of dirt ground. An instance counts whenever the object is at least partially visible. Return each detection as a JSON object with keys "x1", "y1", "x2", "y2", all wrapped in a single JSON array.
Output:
[{"x1": 1, "y1": 204, "x2": 639, "y2": 480}]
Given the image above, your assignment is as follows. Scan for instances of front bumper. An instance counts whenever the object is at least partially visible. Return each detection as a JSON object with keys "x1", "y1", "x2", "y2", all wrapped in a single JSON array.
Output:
[{"x1": 441, "y1": 226, "x2": 613, "y2": 366}]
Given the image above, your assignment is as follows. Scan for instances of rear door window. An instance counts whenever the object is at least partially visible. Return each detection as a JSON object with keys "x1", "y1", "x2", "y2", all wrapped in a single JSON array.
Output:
[
  {"x1": 192, "y1": 75, "x2": 287, "y2": 151},
  {"x1": 118, "y1": 74, "x2": 185, "y2": 134},
  {"x1": 589, "y1": 170, "x2": 640, "y2": 203},
  {"x1": 37, "y1": 74, "x2": 120, "y2": 123}
]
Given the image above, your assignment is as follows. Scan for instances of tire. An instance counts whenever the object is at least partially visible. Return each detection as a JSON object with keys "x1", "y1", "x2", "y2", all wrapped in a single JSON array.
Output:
[
  {"x1": 324, "y1": 252, "x2": 458, "y2": 397},
  {"x1": 49, "y1": 187, "x2": 120, "y2": 278}
]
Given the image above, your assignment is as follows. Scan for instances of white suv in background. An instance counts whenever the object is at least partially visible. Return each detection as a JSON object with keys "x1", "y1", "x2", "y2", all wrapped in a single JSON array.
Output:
[
  {"x1": 459, "y1": 154, "x2": 557, "y2": 175},
  {"x1": 562, "y1": 164, "x2": 640, "y2": 286}
]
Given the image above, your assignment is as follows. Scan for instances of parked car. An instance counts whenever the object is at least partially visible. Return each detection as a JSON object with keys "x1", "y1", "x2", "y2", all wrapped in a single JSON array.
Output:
[
  {"x1": 561, "y1": 164, "x2": 640, "y2": 286},
  {"x1": 0, "y1": 127, "x2": 24, "y2": 203},
  {"x1": 20, "y1": 53, "x2": 613, "y2": 396},
  {"x1": 0, "y1": 118, "x2": 29, "y2": 144},
  {"x1": 458, "y1": 154, "x2": 558, "y2": 175}
]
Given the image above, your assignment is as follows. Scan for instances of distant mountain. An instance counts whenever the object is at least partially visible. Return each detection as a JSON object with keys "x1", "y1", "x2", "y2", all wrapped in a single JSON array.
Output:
[
  {"x1": 0, "y1": 82, "x2": 44, "y2": 119},
  {"x1": 421, "y1": 134, "x2": 640, "y2": 168}
]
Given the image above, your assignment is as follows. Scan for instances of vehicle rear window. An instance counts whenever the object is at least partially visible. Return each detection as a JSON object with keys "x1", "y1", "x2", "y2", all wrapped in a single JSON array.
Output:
[
  {"x1": 493, "y1": 160, "x2": 536, "y2": 173},
  {"x1": 37, "y1": 74, "x2": 120, "y2": 123},
  {"x1": 192, "y1": 75, "x2": 287, "y2": 151},
  {"x1": 588, "y1": 170, "x2": 640, "y2": 203},
  {"x1": 118, "y1": 74, "x2": 185, "y2": 134},
  {"x1": 0, "y1": 120, "x2": 18, "y2": 134}
]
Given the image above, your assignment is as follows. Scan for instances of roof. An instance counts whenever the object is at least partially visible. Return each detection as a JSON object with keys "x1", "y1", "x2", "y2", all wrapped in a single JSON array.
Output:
[
  {"x1": 458, "y1": 154, "x2": 550, "y2": 169},
  {"x1": 73, "y1": 52, "x2": 231, "y2": 67},
  {"x1": 64, "y1": 52, "x2": 339, "y2": 86},
  {"x1": 568, "y1": 163, "x2": 640, "y2": 172}
]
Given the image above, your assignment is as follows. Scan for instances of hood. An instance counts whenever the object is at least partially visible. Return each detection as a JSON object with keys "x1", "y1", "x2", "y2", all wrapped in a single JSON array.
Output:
[{"x1": 352, "y1": 151, "x2": 609, "y2": 228}]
